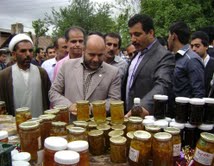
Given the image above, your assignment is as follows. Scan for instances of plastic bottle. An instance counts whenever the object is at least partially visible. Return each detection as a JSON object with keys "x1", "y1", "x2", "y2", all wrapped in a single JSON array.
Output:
[{"x1": 131, "y1": 98, "x2": 143, "y2": 117}]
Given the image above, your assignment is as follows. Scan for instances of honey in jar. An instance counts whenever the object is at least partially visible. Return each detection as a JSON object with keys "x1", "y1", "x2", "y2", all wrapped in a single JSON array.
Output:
[
  {"x1": 97, "y1": 124, "x2": 111, "y2": 150},
  {"x1": 129, "y1": 130, "x2": 152, "y2": 166},
  {"x1": 0, "y1": 130, "x2": 8, "y2": 143},
  {"x1": 15, "y1": 107, "x2": 32, "y2": 133},
  {"x1": 50, "y1": 121, "x2": 67, "y2": 139},
  {"x1": 44, "y1": 109, "x2": 61, "y2": 121},
  {"x1": 153, "y1": 94, "x2": 168, "y2": 119},
  {"x1": 54, "y1": 150, "x2": 80, "y2": 166},
  {"x1": 43, "y1": 136, "x2": 68, "y2": 166},
  {"x1": 126, "y1": 116, "x2": 143, "y2": 133},
  {"x1": 110, "y1": 136, "x2": 127, "y2": 163},
  {"x1": 92, "y1": 100, "x2": 106, "y2": 124},
  {"x1": 88, "y1": 130, "x2": 105, "y2": 155},
  {"x1": 0, "y1": 101, "x2": 6, "y2": 114},
  {"x1": 193, "y1": 132, "x2": 214, "y2": 166},
  {"x1": 175, "y1": 97, "x2": 190, "y2": 123},
  {"x1": 67, "y1": 127, "x2": 87, "y2": 142},
  {"x1": 203, "y1": 98, "x2": 214, "y2": 124},
  {"x1": 110, "y1": 100, "x2": 124, "y2": 124},
  {"x1": 153, "y1": 132, "x2": 173, "y2": 166},
  {"x1": 76, "y1": 100, "x2": 90, "y2": 121},
  {"x1": 53, "y1": 105, "x2": 69, "y2": 123},
  {"x1": 67, "y1": 140, "x2": 89, "y2": 166},
  {"x1": 19, "y1": 121, "x2": 41, "y2": 161}
]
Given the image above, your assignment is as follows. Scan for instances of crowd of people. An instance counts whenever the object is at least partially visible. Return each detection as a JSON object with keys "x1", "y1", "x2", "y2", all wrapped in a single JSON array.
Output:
[{"x1": 0, "y1": 13, "x2": 214, "y2": 120}]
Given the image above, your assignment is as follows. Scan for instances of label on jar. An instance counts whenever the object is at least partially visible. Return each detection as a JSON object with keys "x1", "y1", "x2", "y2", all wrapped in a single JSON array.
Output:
[
  {"x1": 173, "y1": 143, "x2": 181, "y2": 157},
  {"x1": 129, "y1": 147, "x2": 139, "y2": 162},
  {"x1": 38, "y1": 136, "x2": 41, "y2": 149},
  {"x1": 193, "y1": 148, "x2": 214, "y2": 165}
]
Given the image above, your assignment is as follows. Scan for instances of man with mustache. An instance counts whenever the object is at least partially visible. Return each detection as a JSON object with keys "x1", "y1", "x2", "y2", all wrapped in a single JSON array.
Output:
[
  {"x1": 0, "y1": 34, "x2": 51, "y2": 116},
  {"x1": 122, "y1": 14, "x2": 175, "y2": 118}
]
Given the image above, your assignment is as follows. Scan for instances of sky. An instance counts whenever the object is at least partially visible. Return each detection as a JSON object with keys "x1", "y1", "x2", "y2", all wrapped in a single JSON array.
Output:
[{"x1": 0, "y1": 0, "x2": 115, "y2": 34}]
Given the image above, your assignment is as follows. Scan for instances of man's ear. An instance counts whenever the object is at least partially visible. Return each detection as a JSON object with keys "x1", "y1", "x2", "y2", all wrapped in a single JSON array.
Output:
[
  {"x1": 172, "y1": 33, "x2": 177, "y2": 41},
  {"x1": 11, "y1": 52, "x2": 17, "y2": 61}
]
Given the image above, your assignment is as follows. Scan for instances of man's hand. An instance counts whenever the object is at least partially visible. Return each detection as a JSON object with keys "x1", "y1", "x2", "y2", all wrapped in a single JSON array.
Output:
[
  {"x1": 125, "y1": 107, "x2": 149, "y2": 118},
  {"x1": 69, "y1": 103, "x2": 77, "y2": 115}
]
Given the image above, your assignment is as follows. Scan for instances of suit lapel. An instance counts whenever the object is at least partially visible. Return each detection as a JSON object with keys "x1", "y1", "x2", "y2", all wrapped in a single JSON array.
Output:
[{"x1": 74, "y1": 62, "x2": 84, "y2": 99}]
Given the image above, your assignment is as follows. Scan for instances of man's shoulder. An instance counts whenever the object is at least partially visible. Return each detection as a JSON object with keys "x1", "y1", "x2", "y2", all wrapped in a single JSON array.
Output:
[
  {"x1": 0, "y1": 66, "x2": 12, "y2": 76},
  {"x1": 103, "y1": 62, "x2": 119, "y2": 72}
]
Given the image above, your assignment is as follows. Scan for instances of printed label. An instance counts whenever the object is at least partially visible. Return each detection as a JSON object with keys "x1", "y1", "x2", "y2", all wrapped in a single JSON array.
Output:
[
  {"x1": 193, "y1": 148, "x2": 214, "y2": 165},
  {"x1": 173, "y1": 143, "x2": 181, "y2": 157},
  {"x1": 37, "y1": 149, "x2": 44, "y2": 165},
  {"x1": 38, "y1": 136, "x2": 41, "y2": 149},
  {"x1": 129, "y1": 147, "x2": 140, "y2": 162}
]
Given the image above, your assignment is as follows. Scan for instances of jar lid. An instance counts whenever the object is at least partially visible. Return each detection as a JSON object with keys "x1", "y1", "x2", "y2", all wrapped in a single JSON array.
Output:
[
  {"x1": 66, "y1": 124, "x2": 74, "y2": 130},
  {"x1": 134, "y1": 130, "x2": 151, "y2": 140},
  {"x1": 12, "y1": 161, "x2": 30, "y2": 166},
  {"x1": 19, "y1": 121, "x2": 39, "y2": 130},
  {"x1": 110, "y1": 136, "x2": 127, "y2": 145},
  {"x1": 185, "y1": 122, "x2": 196, "y2": 128},
  {"x1": 128, "y1": 116, "x2": 143, "y2": 123},
  {"x1": 203, "y1": 98, "x2": 214, "y2": 104},
  {"x1": 12, "y1": 152, "x2": 31, "y2": 161},
  {"x1": 54, "y1": 150, "x2": 80, "y2": 164},
  {"x1": 106, "y1": 117, "x2": 111, "y2": 121},
  {"x1": 27, "y1": 117, "x2": 43, "y2": 123},
  {"x1": 145, "y1": 125, "x2": 161, "y2": 132},
  {"x1": 170, "y1": 122, "x2": 185, "y2": 129},
  {"x1": 88, "y1": 129, "x2": 103, "y2": 136},
  {"x1": 154, "y1": 120, "x2": 168, "y2": 128},
  {"x1": 11, "y1": 149, "x2": 19, "y2": 157},
  {"x1": 39, "y1": 114, "x2": 56, "y2": 121},
  {"x1": 53, "y1": 105, "x2": 68, "y2": 110},
  {"x1": 153, "y1": 94, "x2": 168, "y2": 100},
  {"x1": 108, "y1": 130, "x2": 124, "y2": 137},
  {"x1": 67, "y1": 140, "x2": 89, "y2": 152},
  {"x1": 154, "y1": 132, "x2": 172, "y2": 141},
  {"x1": 175, "y1": 97, "x2": 190, "y2": 103},
  {"x1": 164, "y1": 127, "x2": 180, "y2": 135},
  {"x1": 68, "y1": 127, "x2": 86, "y2": 134},
  {"x1": 111, "y1": 124, "x2": 126, "y2": 130},
  {"x1": 126, "y1": 131, "x2": 135, "y2": 139},
  {"x1": 144, "y1": 115, "x2": 156, "y2": 121},
  {"x1": 0, "y1": 101, "x2": 5, "y2": 106},
  {"x1": 110, "y1": 100, "x2": 124, "y2": 105},
  {"x1": 97, "y1": 124, "x2": 111, "y2": 131},
  {"x1": 76, "y1": 100, "x2": 89, "y2": 104},
  {"x1": 198, "y1": 124, "x2": 213, "y2": 131},
  {"x1": 16, "y1": 107, "x2": 30, "y2": 112},
  {"x1": 200, "y1": 132, "x2": 214, "y2": 143},
  {"x1": 92, "y1": 100, "x2": 106, "y2": 105},
  {"x1": 189, "y1": 98, "x2": 205, "y2": 105},
  {"x1": 52, "y1": 121, "x2": 67, "y2": 126},
  {"x1": 0, "y1": 130, "x2": 8, "y2": 140},
  {"x1": 124, "y1": 117, "x2": 128, "y2": 123},
  {"x1": 44, "y1": 109, "x2": 60, "y2": 114},
  {"x1": 143, "y1": 119, "x2": 154, "y2": 126},
  {"x1": 134, "y1": 98, "x2": 141, "y2": 104},
  {"x1": 100, "y1": 121, "x2": 110, "y2": 125},
  {"x1": 88, "y1": 121, "x2": 97, "y2": 128},
  {"x1": 44, "y1": 136, "x2": 68, "y2": 151},
  {"x1": 73, "y1": 121, "x2": 88, "y2": 128},
  {"x1": 165, "y1": 117, "x2": 172, "y2": 123}
]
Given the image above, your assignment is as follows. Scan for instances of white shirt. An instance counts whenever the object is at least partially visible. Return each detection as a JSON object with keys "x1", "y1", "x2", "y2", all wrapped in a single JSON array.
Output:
[
  {"x1": 20, "y1": 68, "x2": 30, "y2": 87},
  {"x1": 204, "y1": 54, "x2": 210, "y2": 67},
  {"x1": 41, "y1": 57, "x2": 57, "y2": 82}
]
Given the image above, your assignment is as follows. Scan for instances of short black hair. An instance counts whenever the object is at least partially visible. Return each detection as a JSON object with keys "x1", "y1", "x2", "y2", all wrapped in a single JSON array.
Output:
[
  {"x1": 169, "y1": 21, "x2": 190, "y2": 45},
  {"x1": 128, "y1": 14, "x2": 154, "y2": 33},
  {"x1": 104, "y1": 32, "x2": 122, "y2": 49},
  {"x1": 198, "y1": 26, "x2": 214, "y2": 45},
  {"x1": 157, "y1": 36, "x2": 167, "y2": 46},
  {"x1": 36, "y1": 47, "x2": 44, "y2": 54},
  {"x1": 64, "y1": 26, "x2": 86, "y2": 41},
  {"x1": 191, "y1": 31, "x2": 209, "y2": 47},
  {"x1": 46, "y1": 45, "x2": 55, "y2": 53}
]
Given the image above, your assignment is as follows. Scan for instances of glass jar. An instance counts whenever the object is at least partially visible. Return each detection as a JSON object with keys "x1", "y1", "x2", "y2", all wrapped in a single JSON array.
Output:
[
  {"x1": 97, "y1": 124, "x2": 111, "y2": 150},
  {"x1": 153, "y1": 132, "x2": 173, "y2": 166},
  {"x1": 88, "y1": 130, "x2": 105, "y2": 155},
  {"x1": 67, "y1": 127, "x2": 87, "y2": 142},
  {"x1": 44, "y1": 109, "x2": 61, "y2": 121},
  {"x1": 108, "y1": 130, "x2": 124, "y2": 138},
  {"x1": 189, "y1": 98, "x2": 205, "y2": 125},
  {"x1": 203, "y1": 98, "x2": 214, "y2": 124},
  {"x1": 184, "y1": 122, "x2": 197, "y2": 148},
  {"x1": 0, "y1": 101, "x2": 6, "y2": 114},
  {"x1": 19, "y1": 121, "x2": 41, "y2": 161},
  {"x1": 170, "y1": 121, "x2": 185, "y2": 147},
  {"x1": 154, "y1": 119, "x2": 168, "y2": 130},
  {"x1": 110, "y1": 100, "x2": 124, "y2": 124},
  {"x1": 196, "y1": 124, "x2": 213, "y2": 145},
  {"x1": 76, "y1": 100, "x2": 90, "y2": 121},
  {"x1": 110, "y1": 136, "x2": 127, "y2": 163},
  {"x1": 0, "y1": 130, "x2": 8, "y2": 143},
  {"x1": 15, "y1": 107, "x2": 32, "y2": 133},
  {"x1": 92, "y1": 100, "x2": 106, "y2": 124},
  {"x1": 193, "y1": 132, "x2": 214, "y2": 166},
  {"x1": 126, "y1": 131, "x2": 134, "y2": 156},
  {"x1": 126, "y1": 116, "x2": 143, "y2": 133},
  {"x1": 67, "y1": 140, "x2": 89, "y2": 166},
  {"x1": 12, "y1": 152, "x2": 31, "y2": 162},
  {"x1": 53, "y1": 105, "x2": 69, "y2": 124},
  {"x1": 153, "y1": 94, "x2": 168, "y2": 119},
  {"x1": 129, "y1": 130, "x2": 152, "y2": 166},
  {"x1": 175, "y1": 97, "x2": 190, "y2": 123},
  {"x1": 44, "y1": 136, "x2": 68, "y2": 166},
  {"x1": 54, "y1": 150, "x2": 80, "y2": 166},
  {"x1": 164, "y1": 127, "x2": 181, "y2": 165},
  {"x1": 50, "y1": 121, "x2": 67, "y2": 139}
]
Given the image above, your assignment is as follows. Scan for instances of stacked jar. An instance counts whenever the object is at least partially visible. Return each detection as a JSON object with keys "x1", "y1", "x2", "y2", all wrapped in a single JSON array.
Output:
[
  {"x1": 110, "y1": 100, "x2": 124, "y2": 124},
  {"x1": 54, "y1": 105, "x2": 69, "y2": 123},
  {"x1": 153, "y1": 95, "x2": 168, "y2": 119}
]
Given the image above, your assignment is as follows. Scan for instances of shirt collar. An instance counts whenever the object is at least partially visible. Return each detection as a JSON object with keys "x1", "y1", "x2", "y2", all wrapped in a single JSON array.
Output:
[
  {"x1": 204, "y1": 54, "x2": 210, "y2": 67},
  {"x1": 177, "y1": 44, "x2": 190, "y2": 56}
]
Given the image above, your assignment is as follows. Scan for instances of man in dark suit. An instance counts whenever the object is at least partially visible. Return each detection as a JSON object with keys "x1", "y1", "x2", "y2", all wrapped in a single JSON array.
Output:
[
  {"x1": 191, "y1": 31, "x2": 214, "y2": 96},
  {"x1": 122, "y1": 14, "x2": 175, "y2": 117}
]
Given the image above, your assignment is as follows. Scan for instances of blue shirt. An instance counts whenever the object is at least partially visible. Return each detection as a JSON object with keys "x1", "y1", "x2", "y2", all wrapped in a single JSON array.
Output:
[{"x1": 173, "y1": 44, "x2": 205, "y2": 98}]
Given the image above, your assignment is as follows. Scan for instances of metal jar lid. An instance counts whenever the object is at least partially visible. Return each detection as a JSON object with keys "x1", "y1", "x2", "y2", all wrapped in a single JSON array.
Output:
[
  {"x1": 44, "y1": 109, "x2": 60, "y2": 115},
  {"x1": 108, "y1": 130, "x2": 124, "y2": 137},
  {"x1": 128, "y1": 116, "x2": 143, "y2": 123},
  {"x1": 88, "y1": 129, "x2": 103, "y2": 136},
  {"x1": 19, "y1": 121, "x2": 39, "y2": 130},
  {"x1": 133, "y1": 130, "x2": 151, "y2": 141},
  {"x1": 110, "y1": 136, "x2": 127, "y2": 145},
  {"x1": 16, "y1": 107, "x2": 30, "y2": 112},
  {"x1": 52, "y1": 121, "x2": 67, "y2": 127},
  {"x1": 145, "y1": 125, "x2": 161, "y2": 132},
  {"x1": 68, "y1": 127, "x2": 86, "y2": 134},
  {"x1": 111, "y1": 124, "x2": 126, "y2": 130},
  {"x1": 97, "y1": 124, "x2": 111, "y2": 131},
  {"x1": 39, "y1": 114, "x2": 56, "y2": 121},
  {"x1": 164, "y1": 127, "x2": 180, "y2": 135},
  {"x1": 53, "y1": 105, "x2": 68, "y2": 110},
  {"x1": 154, "y1": 132, "x2": 172, "y2": 141},
  {"x1": 200, "y1": 132, "x2": 214, "y2": 143},
  {"x1": 126, "y1": 131, "x2": 135, "y2": 139},
  {"x1": 73, "y1": 121, "x2": 88, "y2": 128}
]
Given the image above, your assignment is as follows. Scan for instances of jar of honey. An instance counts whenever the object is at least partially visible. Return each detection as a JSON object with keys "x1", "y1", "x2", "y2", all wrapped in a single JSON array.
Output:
[
  {"x1": 92, "y1": 100, "x2": 106, "y2": 124},
  {"x1": 193, "y1": 132, "x2": 214, "y2": 166},
  {"x1": 53, "y1": 105, "x2": 69, "y2": 123},
  {"x1": 44, "y1": 109, "x2": 61, "y2": 121},
  {"x1": 153, "y1": 132, "x2": 173, "y2": 166},
  {"x1": 126, "y1": 131, "x2": 134, "y2": 155},
  {"x1": 19, "y1": 121, "x2": 41, "y2": 161},
  {"x1": 67, "y1": 140, "x2": 89, "y2": 166},
  {"x1": 76, "y1": 100, "x2": 90, "y2": 121},
  {"x1": 110, "y1": 100, "x2": 124, "y2": 124},
  {"x1": 67, "y1": 127, "x2": 87, "y2": 142},
  {"x1": 0, "y1": 130, "x2": 8, "y2": 143},
  {"x1": 54, "y1": 150, "x2": 80, "y2": 166},
  {"x1": 175, "y1": 97, "x2": 190, "y2": 123},
  {"x1": 43, "y1": 136, "x2": 68, "y2": 166},
  {"x1": 184, "y1": 122, "x2": 197, "y2": 148},
  {"x1": 196, "y1": 124, "x2": 213, "y2": 146},
  {"x1": 203, "y1": 98, "x2": 214, "y2": 124},
  {"x1": 50, "y1": 121, "x2": 67, "y2": 139},
  {"x1": 0, "y1": 101, "x2": 6, "y2": 114},
  {"x1": 97, "y1": 124, "x2": 111, "y2": 150},
  {"x1": 170, "y1": 121, "x2": 185, "y2": 147},
  {"x1": 15, "y1": 107, "x2": 32, "y2": 133},
  {"x1": 108, "y1": 130, "x2": 124, "y2": 138},
  {"x1": 153, "y1": 94, "x2": 168, "y2": 119},
  {"x1": 126, "y1": 116, "x2": 143, "y2": 133},
  {"x1": 88, "y1": 130, "x2": 105, "y2": 155},
  {"x1": 110, "y1": 136, "x2": 127, "y2": 163}
]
